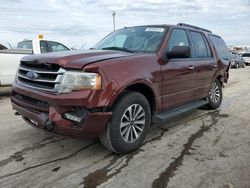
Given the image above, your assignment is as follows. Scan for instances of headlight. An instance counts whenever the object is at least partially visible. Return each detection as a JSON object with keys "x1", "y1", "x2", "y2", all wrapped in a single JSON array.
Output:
[{"x1": 57, "y1": 71, "x2": 101, "y2": 93}]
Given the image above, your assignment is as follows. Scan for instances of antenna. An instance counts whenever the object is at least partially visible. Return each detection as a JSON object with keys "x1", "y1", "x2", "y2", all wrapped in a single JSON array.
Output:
[{"x1": 112, "y1": 11, "x2": 116, "y2": 31}]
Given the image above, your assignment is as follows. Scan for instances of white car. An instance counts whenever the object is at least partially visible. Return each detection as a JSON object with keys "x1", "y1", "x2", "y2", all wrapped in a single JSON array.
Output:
[
  {"x1": 242, "y1": 52, "x2": 250, "y2": 66},
  {"x1": 0, "y1": 37, "x2": 71, "y2": 86}
]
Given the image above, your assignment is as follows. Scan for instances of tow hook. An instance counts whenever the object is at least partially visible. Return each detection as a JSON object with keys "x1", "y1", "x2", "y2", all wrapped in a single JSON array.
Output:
[
  {"x1": 15, "y1": 112, "x2": 21, "y2": 116},
  {"x1": 45, "y1": 120, "x2": 54, "y2": 131}
]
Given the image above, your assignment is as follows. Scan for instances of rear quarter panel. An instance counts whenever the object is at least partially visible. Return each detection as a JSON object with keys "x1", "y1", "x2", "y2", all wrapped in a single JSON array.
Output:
[{"x1": 205, "y1": 33, "x2": 230, "y2": 83}]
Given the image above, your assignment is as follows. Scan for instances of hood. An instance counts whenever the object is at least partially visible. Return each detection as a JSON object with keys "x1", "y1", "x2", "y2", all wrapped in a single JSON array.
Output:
[{"x1": 21, "y1": 50, "x2": 135, "y2": 69}]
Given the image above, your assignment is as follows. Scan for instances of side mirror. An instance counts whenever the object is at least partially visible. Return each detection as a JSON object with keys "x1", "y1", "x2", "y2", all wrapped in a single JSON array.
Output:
[{"x1": 166, "y1": 46, "x2": 191, "y2": 59}]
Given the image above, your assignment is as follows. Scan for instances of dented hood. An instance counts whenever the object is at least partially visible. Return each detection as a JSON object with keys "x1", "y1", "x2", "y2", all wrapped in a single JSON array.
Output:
[{"x1": 21, "y1": 50, "x2": 135, "y2": 69}]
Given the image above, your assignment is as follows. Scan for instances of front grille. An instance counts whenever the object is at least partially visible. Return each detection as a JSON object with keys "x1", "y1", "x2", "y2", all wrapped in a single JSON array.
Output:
[
  {"x1": 17, "y1": 61, "x2": 65, "y2": 92},
  {"x1": 12, "y1": 92, "x2": 49, "y2": 112}
]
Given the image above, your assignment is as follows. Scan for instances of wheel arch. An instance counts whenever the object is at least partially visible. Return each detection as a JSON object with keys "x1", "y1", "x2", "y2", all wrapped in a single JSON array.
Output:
[
  {"x1": 216, "y1": 74, "x2": 223, "y2": 86},
  {"x1": 112, "y1": 82, "x2": 157, "y2": 115}
]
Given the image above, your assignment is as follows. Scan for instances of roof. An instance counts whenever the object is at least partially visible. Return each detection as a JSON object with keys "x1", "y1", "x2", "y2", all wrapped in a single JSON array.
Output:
[{"x1": 123, "y1": 23, "x2": 213, "y2": 34}]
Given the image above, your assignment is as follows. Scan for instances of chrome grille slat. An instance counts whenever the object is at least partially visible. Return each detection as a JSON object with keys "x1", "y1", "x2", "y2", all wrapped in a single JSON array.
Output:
[
  {"x1": 17, "y1": 61, "x2": 65, "y2": 92},
  {"x1": 18, "y1": 73, "x2": 62, "y2": 83},
  {"x1": 17, "y1": 81, "x2": 60, "y2": 92},
  {"x1": 19, "y1": 66, "x2": 65, "y2": 74}
]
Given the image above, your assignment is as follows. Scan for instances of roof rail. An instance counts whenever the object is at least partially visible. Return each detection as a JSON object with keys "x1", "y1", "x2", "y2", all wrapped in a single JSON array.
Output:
[{"x1": 177, "y1": 23, "x2": 212, "y2": 33}]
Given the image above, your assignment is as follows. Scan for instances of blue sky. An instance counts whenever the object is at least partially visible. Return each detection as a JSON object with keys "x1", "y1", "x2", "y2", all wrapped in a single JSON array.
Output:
[{"x1": 0, "y1": 0, "x2": 249, "y2": 49}]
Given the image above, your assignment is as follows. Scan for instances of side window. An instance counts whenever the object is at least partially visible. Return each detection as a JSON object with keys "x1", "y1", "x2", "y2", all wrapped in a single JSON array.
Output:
[
  {"x1": 209, "y1": 35, "x2": 230, "y2": 60},
  {"x1": 167, "y1": 29, "x2": 189, "y2": 51},
  {"x1": 40, "y1": 41, "x2": 49, "y2": 53},
  {"x1": 190, "y1": 31, "x2": 209, "y2": 58},
  {"x1": 49, "y1": 42, "x2": 70, "y2": 52},
  {"x1": 17, "y1": 40, "x2": 32, "y2": 50}
]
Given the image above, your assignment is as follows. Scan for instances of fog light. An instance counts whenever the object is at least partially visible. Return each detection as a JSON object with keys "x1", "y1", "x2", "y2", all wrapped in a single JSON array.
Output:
[
  {"x1": 63, "y1": 113, "x2": 83, "y2": 123},
  {"x1": 62, "y1": 107, "x2": 88, "y2": 124}
]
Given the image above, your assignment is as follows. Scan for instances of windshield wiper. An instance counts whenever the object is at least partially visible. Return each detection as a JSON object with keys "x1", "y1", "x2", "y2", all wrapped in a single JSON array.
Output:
[{"x1": 101, "y1": 46, "x2": 134, "y2": 53}]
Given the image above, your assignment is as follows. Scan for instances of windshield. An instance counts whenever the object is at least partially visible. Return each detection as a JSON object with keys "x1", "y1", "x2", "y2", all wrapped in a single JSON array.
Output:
[
  {"x1": 94, "y1": 26, "x2": 167, "y2": 53},
  {"x1": 17, "y1": 40, "x2": 32, "y2": 49},
  {"x1": 242, "y1": 53, "x2": 250, "y2": 57}
]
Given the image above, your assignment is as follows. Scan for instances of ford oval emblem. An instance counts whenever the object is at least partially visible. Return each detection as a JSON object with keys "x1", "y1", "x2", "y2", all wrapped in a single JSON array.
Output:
[{"x1": 26, "y1": 71, "x2": 40, "y2": 80}]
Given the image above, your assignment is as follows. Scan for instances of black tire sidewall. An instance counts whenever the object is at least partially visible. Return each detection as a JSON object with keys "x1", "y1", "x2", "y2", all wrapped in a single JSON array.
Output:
[{"x1": 109, "y1": 92, "x2": 151, "y2": 154}]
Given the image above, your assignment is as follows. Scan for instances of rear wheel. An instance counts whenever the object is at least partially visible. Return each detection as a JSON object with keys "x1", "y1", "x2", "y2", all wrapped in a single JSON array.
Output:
[
  {"x1": 206, "y1": 79, "x2": 222, "y2": 109},
  {"x1": 99, "y1": 91, "x2": 151, "y2": 154}
]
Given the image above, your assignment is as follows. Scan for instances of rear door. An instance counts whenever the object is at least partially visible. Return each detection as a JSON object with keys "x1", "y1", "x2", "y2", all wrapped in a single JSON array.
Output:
[
  {"x1": 161, "y1": 28, "x2": 195, "y2": 111},
  {"x1": 188, "y1": 31, "x2": 217, "y2": 100}
]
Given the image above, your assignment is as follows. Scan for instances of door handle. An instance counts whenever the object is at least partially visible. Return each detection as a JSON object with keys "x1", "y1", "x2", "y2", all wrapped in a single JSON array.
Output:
[
  {"x1": 187, "y1": 65, "x2": 195, "y2": 70},
  {"x1": 212, "y1": 64, "x2": 217, "y2": 68}
]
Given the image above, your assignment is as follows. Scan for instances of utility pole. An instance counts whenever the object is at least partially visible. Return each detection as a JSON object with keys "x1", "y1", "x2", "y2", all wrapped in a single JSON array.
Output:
[{"x1": 112, "y1": 11, "x2": 116, "y2": 31}]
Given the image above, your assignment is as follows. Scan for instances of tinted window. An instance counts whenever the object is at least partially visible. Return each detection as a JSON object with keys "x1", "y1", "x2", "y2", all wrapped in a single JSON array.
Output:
[
  {"x1": 242, "y1": 53, "x2": 250, "y2": 57},
  {"x1": 190, "y1": 31, "x2": 210, "y2": 58},
  {"x1": 40, "y1": 41, "x2": 49, "y2": 53},
  {"x1": 50, "y1": 41, "x2": 70, "y2": 52},
  {"x1": 167, "y1": 29, "x2": 189, "y2": 51},
  {"x1": 209, "y1": 35, "x2": 230, "y2": 60},
  {"x1": 17, "y1": 40, "x2": 32, "y2": 50}
]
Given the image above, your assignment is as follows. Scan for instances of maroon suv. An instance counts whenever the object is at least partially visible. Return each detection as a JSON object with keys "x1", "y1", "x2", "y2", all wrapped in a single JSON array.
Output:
[{"x1": 11, "y1": 23, "x2": 230, "y2": 154}]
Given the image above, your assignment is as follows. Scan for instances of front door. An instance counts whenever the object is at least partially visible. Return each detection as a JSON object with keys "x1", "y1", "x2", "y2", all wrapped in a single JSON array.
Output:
[{"x1": 161, "y1": 29, "x2": 195, "y2": 111}]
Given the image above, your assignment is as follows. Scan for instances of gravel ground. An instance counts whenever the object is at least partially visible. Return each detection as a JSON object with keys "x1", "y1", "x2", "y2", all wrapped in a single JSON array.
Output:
[{"x1": 0, "y1": 67, "x2": 249, "y2": 188}]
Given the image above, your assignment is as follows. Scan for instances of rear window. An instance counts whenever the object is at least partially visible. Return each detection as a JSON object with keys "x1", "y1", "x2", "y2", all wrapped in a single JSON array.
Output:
[
  {"x1": 209, "y1": 35, "x2": 230, "y2": 60},
  {"x1": 17, "y1": 40, "x2": 32, "y2": 50},
  {"x1": 242, "y1": 53, "x2": 250, "y2": 57}
]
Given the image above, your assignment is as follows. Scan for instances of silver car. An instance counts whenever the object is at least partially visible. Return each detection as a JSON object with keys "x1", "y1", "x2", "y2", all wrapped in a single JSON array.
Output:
[{"x1": 242, "y1": 52, "x2": 250, "y2": 65}]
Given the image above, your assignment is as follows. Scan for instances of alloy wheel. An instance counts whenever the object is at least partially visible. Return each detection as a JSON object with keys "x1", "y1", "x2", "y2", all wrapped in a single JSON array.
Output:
[
  {"x1": 120, "y1": 104, "x2": 146, "y2": 143},
  {"x1": 209, "y1": 81, "x2": 221, "y2": 103}
]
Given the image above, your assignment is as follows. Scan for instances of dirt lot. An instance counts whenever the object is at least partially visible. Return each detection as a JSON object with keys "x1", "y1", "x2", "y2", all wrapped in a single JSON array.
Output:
[{"x1": 0, "y1": 67, "x2": 250, "y2": 188}]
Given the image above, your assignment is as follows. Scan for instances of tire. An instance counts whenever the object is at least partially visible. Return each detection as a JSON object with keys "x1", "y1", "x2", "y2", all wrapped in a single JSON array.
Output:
[
  {"x1": 99, "y1": 91, "x2": 151, "y2": 154},
  {"x1": 206, "y1": 79, "x2": 223, "y2": 109},
  {"x1": 242, "y1": 64, "x2": 245, "y2": 68}
]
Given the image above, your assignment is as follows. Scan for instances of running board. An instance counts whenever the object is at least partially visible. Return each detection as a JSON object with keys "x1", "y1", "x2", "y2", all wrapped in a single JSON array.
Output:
[{"x1": 153, "y1": 98, "x2": 208, "y2": 123}]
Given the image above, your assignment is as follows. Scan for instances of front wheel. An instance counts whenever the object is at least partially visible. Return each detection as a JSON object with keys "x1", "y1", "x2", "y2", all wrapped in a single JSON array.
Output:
[
  {"x1": 206, "y1": 79, "x2": 223, "y2": 109},
  {"x1": 99, "y1": 91, "x2": 151, "y2": 154}
]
